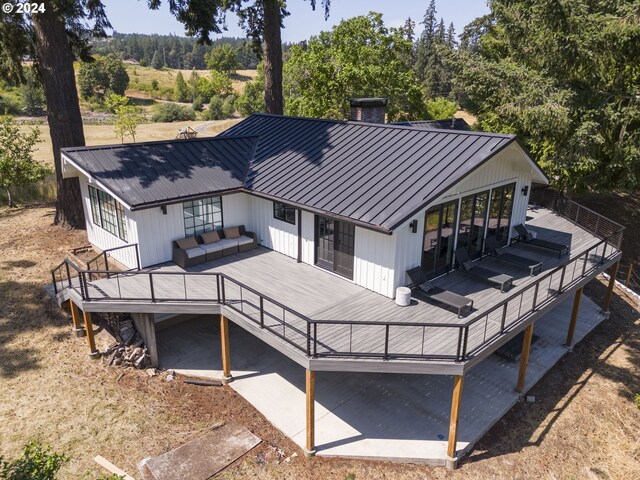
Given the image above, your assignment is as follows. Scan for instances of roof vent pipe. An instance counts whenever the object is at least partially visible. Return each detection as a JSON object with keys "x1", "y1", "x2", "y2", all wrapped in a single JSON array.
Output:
[{"x1": 349, "y1": 98, "x2": 388, "y2": 124}]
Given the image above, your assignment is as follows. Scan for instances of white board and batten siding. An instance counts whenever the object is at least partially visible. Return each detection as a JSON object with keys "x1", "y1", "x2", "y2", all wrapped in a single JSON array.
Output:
[
  {"x1": 78, "y1": 176, "x2": 139, "y2": 269},
  {"x1": 392, "y1": 143, "x2": 544, "y2": 293},
  {"x1": 249, "y1": 196, "x2": 297, "y2": 257},
  {"x1": 353, "y1": 227, "x2": 397, "y2": 298}
]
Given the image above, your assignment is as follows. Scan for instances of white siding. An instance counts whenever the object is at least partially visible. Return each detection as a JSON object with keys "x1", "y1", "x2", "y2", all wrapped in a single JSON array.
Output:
[
  {"x1": 391, "y1": 143, "x2": 540, "y2": 293},
  {"x1": 222, "y1": 192, "x2": 251, "y2": 227},
  {"x1": 79, "y1": 176, "x2": 139, "y2": 268},
  {"x1": 134, "y1": 203, "x2": 183, "y2": 267},
  {"x1": 353, "y1": 227, "x2": 396, "y2": 298},
  {"x1": 300, "y1": 211, "x2": 315, "y2": 264},
  {"x1": 249, "y1": 196, "x2": 299, "y2": 260}
]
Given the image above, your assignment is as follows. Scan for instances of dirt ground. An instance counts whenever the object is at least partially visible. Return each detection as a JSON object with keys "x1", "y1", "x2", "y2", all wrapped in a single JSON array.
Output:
[{"x1": 0, "y1": 204, "x2": 638, "y2": 480}]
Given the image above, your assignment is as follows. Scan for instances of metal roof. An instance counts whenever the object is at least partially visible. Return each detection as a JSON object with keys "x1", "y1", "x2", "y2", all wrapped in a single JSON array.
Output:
[
  {"x1": 391, "y1": 118, "x2": 472, "y2": 131},
  {"x1": 221, "y1": 114, "x2": 515, "y2": 231},
  {"x1": 62, "y1": 136, "x2": 257, "y2": 210}
]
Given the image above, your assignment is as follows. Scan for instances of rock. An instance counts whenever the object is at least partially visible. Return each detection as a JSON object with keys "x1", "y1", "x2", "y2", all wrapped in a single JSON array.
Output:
[
  {"x1": 146, "y1": 368, "x2": 158, "y2": 377},
  {"x1": 526, "y1": 395, "x2": 536, "y2": 403}
]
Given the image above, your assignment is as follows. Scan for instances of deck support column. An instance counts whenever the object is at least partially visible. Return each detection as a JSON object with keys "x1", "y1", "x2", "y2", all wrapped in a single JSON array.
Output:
[
  {"x1": 516, "y1": 323, "x2": 535, "y2": 393},
  {"x1": 447, "y1": 375, "x2": 464, "y2": 461},
  {"x1": 69, "y1": 301, "x2": 85, "y2": 337},
  {"x1": 602, "y1": 260, "x2": 619, "y2": 314},
  {"x1": 82, "y1": 311, "x2": 99, "y2": 358},
  {"x1": 564, "y1": 287, "x2": 583, "y2": 348},
  {"x1": 220, "y1": 315, "x2": 232, "y2": 383},
  {"x1": 305, "y1": 369, "x2": 316, "y2": 456}
]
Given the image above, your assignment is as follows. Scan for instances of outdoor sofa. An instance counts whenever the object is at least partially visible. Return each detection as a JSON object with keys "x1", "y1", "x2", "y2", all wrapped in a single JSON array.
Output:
[
  {"x1": 454, "y1": 247, "x2": 514, "y2": 292},
  {"x1": 485, "y1": 236, "x2": 543, "y2": 276},
  {"x1": 406, "y1": 267, "x2": 474, "y2": 318},
  {"x1": 172, "y1": 225, "x2": 257, "y2": 268},
  {"x1": 514, "y1": 224, "x2": 570, "y2": 258}
]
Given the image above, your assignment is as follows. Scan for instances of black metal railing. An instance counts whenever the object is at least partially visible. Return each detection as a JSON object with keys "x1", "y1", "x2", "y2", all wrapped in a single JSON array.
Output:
[
  {"x1": 51, "y1": 201, "x2": 624, "y2": 364},
  {"x1": 530, "y1": 192, "x2": 625, "y2": 249},
  {"x1": 85, "y1": 244, "x2": 141, "y2": 280}
]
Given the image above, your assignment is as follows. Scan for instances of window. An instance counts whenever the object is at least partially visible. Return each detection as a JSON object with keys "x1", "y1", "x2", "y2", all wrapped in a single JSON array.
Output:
[
  {"x1": 273, "y1": 201, "x2": 296, "y2": 225},
  {"x1": 88, "y1": 185, "x2": 128, "y2": 241},
  {"x1": 183, "y1": 196, "x2": 222, "y2": 237}
]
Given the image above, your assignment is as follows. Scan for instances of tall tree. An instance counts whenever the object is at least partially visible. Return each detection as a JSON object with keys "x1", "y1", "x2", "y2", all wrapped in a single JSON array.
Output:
[
  {"x1": 283, "y1": 13, "x2": 424, "y2": 121},
  {"x1": 0, "y1": 0, "x2": 111, "y2": 227},
  {"x1": 454, "y1": 0, "x2": 640, "y2": 193},
  {"x1": 148, "y1": 0, "x2": 331, "y2": 115}
]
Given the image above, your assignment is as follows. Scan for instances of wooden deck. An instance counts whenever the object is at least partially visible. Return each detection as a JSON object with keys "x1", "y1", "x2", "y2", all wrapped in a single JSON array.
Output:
[{"x1": 59, "y1": 207, "x2": 621, "y2": 375}]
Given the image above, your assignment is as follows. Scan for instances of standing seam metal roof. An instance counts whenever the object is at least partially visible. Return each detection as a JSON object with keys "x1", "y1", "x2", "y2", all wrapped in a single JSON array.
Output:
[
  {"x1": 220, "y1": 114, "x2": 515, "y2": 230},
  {"x1": 62, "y1": 136, "x2": 258, "y2": 209},
  {"x1": 62, "y1": 114, "x2": 522, "y2": 232}
]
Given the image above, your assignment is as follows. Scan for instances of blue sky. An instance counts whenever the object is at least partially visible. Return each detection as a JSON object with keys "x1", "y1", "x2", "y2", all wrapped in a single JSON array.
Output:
[{"x1": 102, "y1": 1, "x2": 490, "y2": 41}]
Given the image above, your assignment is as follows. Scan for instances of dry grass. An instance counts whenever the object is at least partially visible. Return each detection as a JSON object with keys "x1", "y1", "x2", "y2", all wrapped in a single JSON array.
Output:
[
  {"x1": 0, "y1": 202, "x2": 638, "y2": 479},
  {"x1": 124, "y1": 65, "x2": 257, "y2": 96},
  {"x1": 19, "y1": 119, "x2": 243, "y2": 166}
]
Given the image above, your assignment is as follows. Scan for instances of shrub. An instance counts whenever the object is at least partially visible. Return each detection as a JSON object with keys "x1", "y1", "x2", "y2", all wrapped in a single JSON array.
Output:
[
  {"x1": 0, "y1": 441, "x2": 69, "y2": 480},
  {"x1": 150, "y1": 79, "x2": 159, "y2": 91},
  {"x1": 151, "y1": 103, "x2": 195, "y2": 122},
  {"x1": 222, "y1": 95, "x2": 236, "y2": 118},
  {"x1": 205, "y1": 95, "x2": 224, "y2": 120},
  {"x1": 192, "y1": 96, "x2": 204, "y2": 112},
  {"x1": 635, "y1": 393, "x2": 640, "y2": 411}
]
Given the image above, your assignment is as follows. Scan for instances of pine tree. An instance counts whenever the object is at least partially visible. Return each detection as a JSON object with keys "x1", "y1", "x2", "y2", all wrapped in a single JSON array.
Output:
[
  {"x1": 174, "y1": 72, "x2": 190, "y2": 102},
  {"x1": 415, "y1": 0, "x2": 437, "y2": 81},
  {"x1": 447, "y1": 22, "x2": 457, "y2": 49},
  {"x1": 150, "y1": 50, "x2": 163, "y2": 70}
]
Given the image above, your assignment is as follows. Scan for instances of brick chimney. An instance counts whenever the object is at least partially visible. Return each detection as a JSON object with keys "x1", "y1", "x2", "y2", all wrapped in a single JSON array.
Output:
[{"x1": 349, "y1": 98, "x2": 387, "y2": 124}]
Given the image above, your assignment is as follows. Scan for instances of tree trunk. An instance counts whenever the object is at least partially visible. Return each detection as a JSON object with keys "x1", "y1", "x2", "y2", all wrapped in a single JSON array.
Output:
[
  {"x1": 6, "y1": 189, "x2": 14, "y2": 208},
  {"x1": 263, "y1": 0, "x2": 283, "y2": 115},
  {"x1": 32, "y1": 1, "x2": 86, "y2": 228}
]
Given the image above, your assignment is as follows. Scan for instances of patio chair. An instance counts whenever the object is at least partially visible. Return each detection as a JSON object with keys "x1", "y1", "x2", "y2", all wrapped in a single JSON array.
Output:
[
  {"x1": 454, "y1": 247, "x2": 513, "y2": 292},
  {"x1": 406, "y1": 267, "x2": 474, "y2": 318},
  {"x1": 514, "y1": 224, "x2": 569, "y2": 258},
  {"x1": 485, "y1": 236, "x2": 543, "y2": 276}
]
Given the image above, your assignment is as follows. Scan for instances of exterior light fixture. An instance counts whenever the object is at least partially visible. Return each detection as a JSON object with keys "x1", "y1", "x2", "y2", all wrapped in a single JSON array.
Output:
[
  {"x1": 409, "y1": 219, "x2": 418, "y2": 233},
  {"x1": 522, "y1": 185, "x2": 529, "y2": 196}
]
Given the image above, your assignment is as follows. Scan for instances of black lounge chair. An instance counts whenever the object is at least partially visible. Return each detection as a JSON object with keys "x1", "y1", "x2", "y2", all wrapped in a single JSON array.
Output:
[
  {"x1": 454, "y1": 247, "x2": 513, "y2": 292},
  {"x1": 485, "y1": 236, "x2": 543, "y2": 276},
  {"x1": 406, "y1": 267, "x2": 473, "y2": 318},
  {"x1": 514, "y1": 224, "x2": 569, "y2": 258}
]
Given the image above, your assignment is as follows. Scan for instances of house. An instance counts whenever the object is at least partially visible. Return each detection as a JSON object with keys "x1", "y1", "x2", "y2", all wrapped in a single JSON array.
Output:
[{"x1": 51, "y1": 99, "x2": 623, "y2": 467}]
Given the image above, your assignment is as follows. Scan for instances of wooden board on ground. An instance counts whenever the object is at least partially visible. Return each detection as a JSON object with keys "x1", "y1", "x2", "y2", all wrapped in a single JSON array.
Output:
[{"x1": 139, "y1": 423, "x2": 260, "y2": 480}]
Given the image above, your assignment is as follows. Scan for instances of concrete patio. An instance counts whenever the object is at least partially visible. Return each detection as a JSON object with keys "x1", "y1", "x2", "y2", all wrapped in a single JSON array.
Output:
[{"x1": 156, "y1": 292, "x2": 605, "y2": 465}]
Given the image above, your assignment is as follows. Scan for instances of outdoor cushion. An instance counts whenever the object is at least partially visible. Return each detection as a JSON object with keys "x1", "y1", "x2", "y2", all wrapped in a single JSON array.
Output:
[
  {"x1": 217, "y1": 238, "x2": 239, "y2": 249},
  {"x1": 176, "y1": 237, "x2": 198, "y2": 250},
  {"x1": 200, "y1": 242, "x2": 224, "y2": 254},
  {"x1": 223, "y1": 227, "x2": 241, "y2": 239},
  {"x1": 184, "y1": 247, "x2": 206, "y2": 259},
  {"x1": 201, "y1": 230, "x2": 220, "y2": 244},
  {"x1": 236, "y1": 236, "x2": 254, "y2": 246}
]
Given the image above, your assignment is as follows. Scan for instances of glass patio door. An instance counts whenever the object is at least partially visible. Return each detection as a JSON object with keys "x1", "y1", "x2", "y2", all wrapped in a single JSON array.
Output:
[
  {"x1": 315, "y1": 215, "x2": 355, "y2": 280},
  {"x1": 487, "y1": 183, "x2": 516, "y2": 245},
  {"x1": 457, "y1": 191, "x2": 489, "y2": 260},
  {"x1": 421, "y1": 200, "x2": 458, "y2": 277}
]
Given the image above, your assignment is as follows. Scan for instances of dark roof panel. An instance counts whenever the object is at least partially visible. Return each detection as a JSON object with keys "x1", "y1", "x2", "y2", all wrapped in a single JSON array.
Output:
[
  {"x1": 221, "y1": 114, "x2": 514, "y2": 230},
  {"x1": 62, "y1": 137, "x2": 257, "y2": 209},
  {"x1": 391, "y1": 118, "x2": 472, "y2": 131}
]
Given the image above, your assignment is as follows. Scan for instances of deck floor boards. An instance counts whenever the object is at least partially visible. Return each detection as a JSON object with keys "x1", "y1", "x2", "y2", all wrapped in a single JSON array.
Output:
[{"x1": 78, "y1": 208, "x2": 619, "y2": 364}]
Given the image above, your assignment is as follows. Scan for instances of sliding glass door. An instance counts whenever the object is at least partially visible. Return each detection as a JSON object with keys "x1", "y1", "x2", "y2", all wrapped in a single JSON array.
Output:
[
  {"x1": 456, "y1": 190, "x2": 489, "y2": 260},
  {"x1": 421, "y1": 200, "x2": 458, "y2": 277},
  {"x1": 487, "y1": 183, "x2": 515, "y2": 245}
]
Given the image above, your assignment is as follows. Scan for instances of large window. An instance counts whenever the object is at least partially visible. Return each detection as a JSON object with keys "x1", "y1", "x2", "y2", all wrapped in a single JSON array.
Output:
[
  {"x1": 88, "y1": 186, "x2": 128, "y2": 241},
  {"x1": 183, "y1": 196, "x2": 222, "y2": 237},
  {"x1": 273, "y1": 201, "x2": 296, "y2": 225}
]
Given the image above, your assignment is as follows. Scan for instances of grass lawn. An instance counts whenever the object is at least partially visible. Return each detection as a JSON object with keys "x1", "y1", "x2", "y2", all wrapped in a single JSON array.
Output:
[{"x1": 0, "y1": 198, "x2": 638, "y2": 479}]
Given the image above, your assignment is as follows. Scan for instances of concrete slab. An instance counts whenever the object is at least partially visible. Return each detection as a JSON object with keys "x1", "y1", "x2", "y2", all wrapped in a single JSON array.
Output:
[
  {"x1": 139, "y1": 423, "x2": 260, "y2": 480},
  {"x1": 156, "y1": 294, "x2": 605, "y2": 465}
]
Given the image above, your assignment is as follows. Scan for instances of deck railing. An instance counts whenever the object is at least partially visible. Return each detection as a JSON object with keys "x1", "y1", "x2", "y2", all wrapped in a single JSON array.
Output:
[
  {"x1": 51, "y1": 201, "x2": 624, "y2": 363},
  {"x1": 85, "y1": 244, "x2": 141, "y2": 280},
  {"x1": 530, "y1": 191, "x2": 625, "y2": 249}
]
